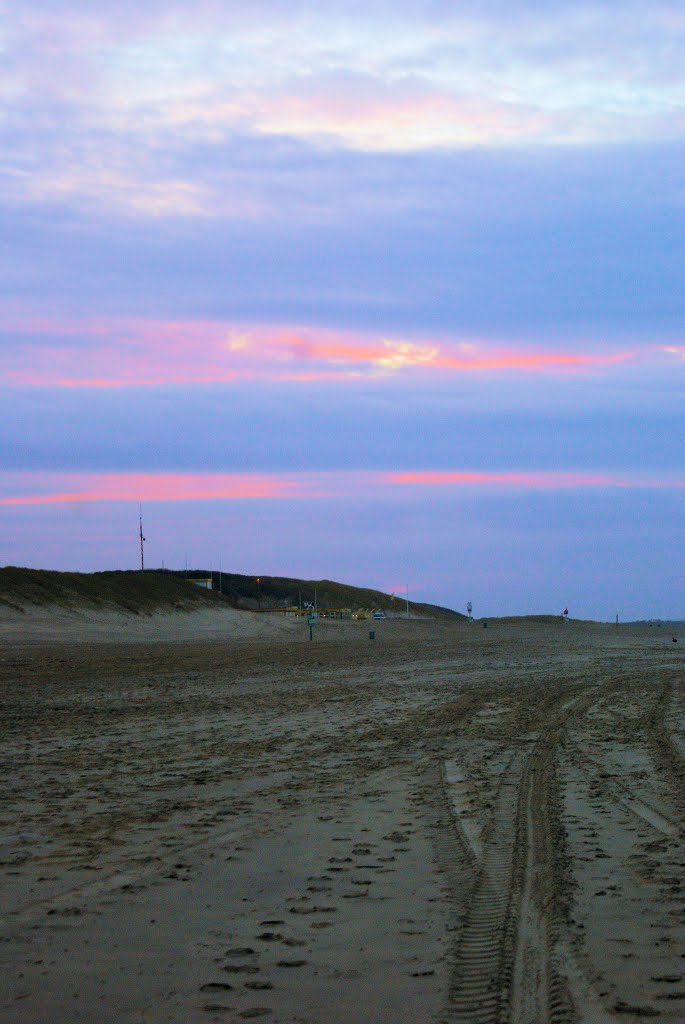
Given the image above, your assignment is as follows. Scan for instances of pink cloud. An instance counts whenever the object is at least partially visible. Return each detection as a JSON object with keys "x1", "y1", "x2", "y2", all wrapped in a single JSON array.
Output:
[
  {"x1": 1, "y1": 468, "x2": 684, "y2": 508},
  {"x1": 0, "y1": 472, "x2": 305, "y2": 506},
  {"x1": 154, "y1": 69, "x2": 675, "y2": 153},
  {"x1": 0, "y1": 311, "x2": 639, "y2": 389},
  {"x1": 250, "y1": 87, "x2": 554, "y2": 150},
  {"x1": 431, "y1": 351, "x2": 631, "y2": 372},
  {"x1": 385, "y1": 470, "x2": 685, "y2": 489}
]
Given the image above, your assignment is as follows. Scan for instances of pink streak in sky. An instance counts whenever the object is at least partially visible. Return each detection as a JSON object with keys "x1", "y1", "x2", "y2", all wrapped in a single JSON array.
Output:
[
  {"x1": 1, "y1": 311, "x2": 636, "y2": 388},
  {"x1": 385, "y1": 470, "x2": 685, "y2": 489},
  {"x1": 0, "y1": 472, "x2": 304, "y2": 506},
  {"x1": 1, "y1": 469, "x2": 683, "y2": 508}
]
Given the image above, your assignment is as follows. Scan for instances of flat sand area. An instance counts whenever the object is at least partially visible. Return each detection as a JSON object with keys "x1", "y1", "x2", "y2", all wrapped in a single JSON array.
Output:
[{"x1": 1, "y1": 611, "x2": 684, "y2": 1023}]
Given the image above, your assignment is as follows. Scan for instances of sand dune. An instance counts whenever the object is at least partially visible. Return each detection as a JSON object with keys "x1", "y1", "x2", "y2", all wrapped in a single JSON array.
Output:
[{"x1": 0, "y1": 604, "x2": 296, "y2": 645}]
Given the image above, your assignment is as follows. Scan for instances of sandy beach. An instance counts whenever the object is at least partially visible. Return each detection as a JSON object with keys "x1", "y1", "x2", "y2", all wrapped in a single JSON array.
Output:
[{"x1": 1, "y1": 611, "x2": 684, "y2": 1023}]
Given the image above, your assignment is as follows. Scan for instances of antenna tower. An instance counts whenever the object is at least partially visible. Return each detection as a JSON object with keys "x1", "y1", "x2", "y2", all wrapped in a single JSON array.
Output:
[{"x1": 138, "y1": 505, "x2": 145, "y2": 571}]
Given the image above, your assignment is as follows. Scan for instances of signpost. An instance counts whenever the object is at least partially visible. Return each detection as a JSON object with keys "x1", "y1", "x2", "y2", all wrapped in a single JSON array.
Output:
[{"x1": 308, "y1": 614, "x2": 316, "y2": 641}]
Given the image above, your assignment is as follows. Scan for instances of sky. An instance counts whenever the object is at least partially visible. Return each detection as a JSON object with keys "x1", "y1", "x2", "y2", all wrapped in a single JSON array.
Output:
[{"x1": 1, "y1": 0, "x2": 684, "y2": 619}]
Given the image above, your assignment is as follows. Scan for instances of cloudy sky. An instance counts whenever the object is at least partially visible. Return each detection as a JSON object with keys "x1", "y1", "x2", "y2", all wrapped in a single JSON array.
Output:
[{"x1": 2, "y1": 1, "x2": 684, "y2": 618}]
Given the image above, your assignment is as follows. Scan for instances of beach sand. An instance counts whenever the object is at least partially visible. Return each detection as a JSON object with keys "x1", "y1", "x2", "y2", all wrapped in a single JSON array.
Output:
[{"x1": 1, "y1": 611, "x2": 683, "y2": 1022}]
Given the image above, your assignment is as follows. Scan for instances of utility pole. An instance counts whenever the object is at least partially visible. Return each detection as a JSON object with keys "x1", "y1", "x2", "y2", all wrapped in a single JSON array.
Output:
[
  {"x1": 138, "y1": 506, "x2": 145, "y2": 571},
  {"x1": 406, "y1": 583, "x2": 409, "y2": 620}
]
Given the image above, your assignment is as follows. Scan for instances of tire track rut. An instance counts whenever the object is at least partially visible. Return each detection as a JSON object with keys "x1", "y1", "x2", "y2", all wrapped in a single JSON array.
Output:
[{"x1": 439, "y1": 687, "x2": 608, "y2": 1023}]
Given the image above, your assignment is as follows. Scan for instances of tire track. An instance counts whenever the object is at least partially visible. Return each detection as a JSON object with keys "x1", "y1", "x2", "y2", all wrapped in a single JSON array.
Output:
[
  {"x1": 416, "y1": 760, "x2": 479, "y2": 939},
  {"x1": 563, "y1": 736, "x2": 680, "y2": 838},
  {"x1": 641, "y1": 681, "x2": 685, "y2": 816},
  {"x1": 555, "y1": 675, "x2": 685, "y2": 1022},
  {"x1": 448, "y1": 756, "x2": 523, "y2": 1022},
  {"x1": 440, "y1": 687, "x2": 607, "y2": 1023}
]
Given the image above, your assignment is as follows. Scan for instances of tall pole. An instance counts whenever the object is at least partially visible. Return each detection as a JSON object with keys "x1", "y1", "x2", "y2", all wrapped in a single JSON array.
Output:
[
  {"x1": 138, "y1": 505, "x2": 145, "y2": 571},
  {"x1": 219, "y1": 558, "x2": 222, "y2": 596},
  {"x1": 406, "y1": 583, "x2": 409, "y2": 620}
]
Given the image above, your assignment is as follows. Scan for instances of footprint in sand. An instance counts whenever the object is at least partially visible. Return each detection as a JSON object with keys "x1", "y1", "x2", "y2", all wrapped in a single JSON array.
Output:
[
  {"x1": 383, "y1": 831, "x2": 410, "y2": 843},
  {"x1": 289, "y1": 905, "x2": 337, "y2": 915}
]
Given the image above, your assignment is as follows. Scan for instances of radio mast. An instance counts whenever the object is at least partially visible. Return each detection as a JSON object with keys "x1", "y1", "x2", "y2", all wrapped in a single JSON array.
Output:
[{"x1": 139, "y1": 505, "x2": 145, "y2": 571}]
